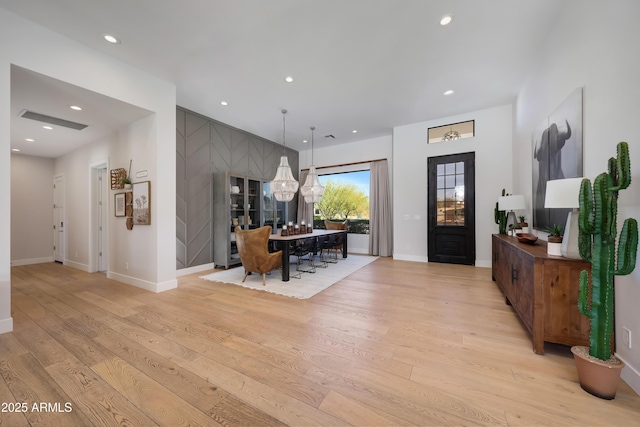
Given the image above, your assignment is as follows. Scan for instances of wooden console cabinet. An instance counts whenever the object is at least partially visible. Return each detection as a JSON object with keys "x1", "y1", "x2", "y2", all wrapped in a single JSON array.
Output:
[{"x1": 492, "y1": 234, "x2": 591, "y2": 354}]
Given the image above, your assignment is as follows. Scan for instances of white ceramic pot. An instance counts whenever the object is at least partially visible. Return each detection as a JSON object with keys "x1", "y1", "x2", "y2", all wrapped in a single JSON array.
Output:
[{"x1": 547, "y1": 242, "x2": 562, "y2": 256}]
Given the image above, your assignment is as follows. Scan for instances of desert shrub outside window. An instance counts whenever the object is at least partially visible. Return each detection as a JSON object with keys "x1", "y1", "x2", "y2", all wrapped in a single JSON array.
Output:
[{"x1": 313, "y1": 170, "x2": 370, "y2": 234}]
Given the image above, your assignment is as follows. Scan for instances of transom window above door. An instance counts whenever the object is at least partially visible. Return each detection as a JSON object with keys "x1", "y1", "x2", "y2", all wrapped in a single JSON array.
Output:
[{"x1": 427, "y1": 120, "x2": 475, "y2": 144}]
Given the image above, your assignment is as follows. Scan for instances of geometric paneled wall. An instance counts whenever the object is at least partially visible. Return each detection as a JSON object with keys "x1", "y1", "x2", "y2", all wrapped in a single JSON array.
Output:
[{"x1": 176, "y1": 107, "x2": 299, "y2": 269}]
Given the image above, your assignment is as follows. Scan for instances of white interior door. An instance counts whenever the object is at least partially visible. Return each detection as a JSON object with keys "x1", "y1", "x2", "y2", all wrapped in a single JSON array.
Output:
[
  {"x1": 53, "y1": 175, "x2": 64, "y2": 263},
  {"x1": 98, "y1": 167, "x2": 108, "y2": 272},
  {"x1": 91, "y1": 165, "x2": 109, "y2": 273}
]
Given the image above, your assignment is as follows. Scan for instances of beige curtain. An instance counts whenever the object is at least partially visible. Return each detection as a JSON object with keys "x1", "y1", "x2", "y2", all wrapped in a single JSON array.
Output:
[
  {"x1": 369, "y1": 159, "x2": 392, "y2": 256},
  {"x1": 296, "y1": 170, "x2": 314, "y2": 225}
]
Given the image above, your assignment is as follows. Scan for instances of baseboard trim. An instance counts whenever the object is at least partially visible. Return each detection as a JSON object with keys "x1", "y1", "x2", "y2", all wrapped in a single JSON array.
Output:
[
  {"x1": 617, "y1": 353, "x2": 640, "y2": 396},
  {"x1": 107, "y1": 271, "x2": 177, "y2": 293},
  {"x1": 393, "y1": 254, "x2": 429, "y2": 263},
  {"x1": 392, "y1": 254, "x2": 490, "y2": 268},
  {"x1": 10, "y1": 256, "x2": 54, "y2": 266},
  {"x1": 65, "y1": 260, "x2": 90, "y2": 272},
  {"x1": 177, "y1": 263, "x2": 215, "y2": 277},
  {"x1": 0, "y1": 317, "x2": 13, "y2": 334},
  {"x1": 475, "y1": 260, "x2": 491, "y2": 268}
]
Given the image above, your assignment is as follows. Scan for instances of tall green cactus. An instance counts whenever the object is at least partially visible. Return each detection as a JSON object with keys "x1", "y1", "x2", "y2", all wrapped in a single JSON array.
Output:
[
  {"x1": 494, "y1": 188, "x2": 507, "y2": 234},
  {"x1": 578, "y1": 141, "x2": 638, "y2": 361}
]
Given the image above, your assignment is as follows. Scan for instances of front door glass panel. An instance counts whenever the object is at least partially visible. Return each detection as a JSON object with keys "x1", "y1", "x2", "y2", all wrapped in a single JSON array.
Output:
[{"x1": 436, "y1": 161, "x2": 465, "y2": 226}]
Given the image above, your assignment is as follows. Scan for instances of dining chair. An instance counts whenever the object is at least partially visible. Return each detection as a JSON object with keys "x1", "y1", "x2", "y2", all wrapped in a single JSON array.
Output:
[{"x1": 234, "y1": 226, "x2": 282, "y2": 285}]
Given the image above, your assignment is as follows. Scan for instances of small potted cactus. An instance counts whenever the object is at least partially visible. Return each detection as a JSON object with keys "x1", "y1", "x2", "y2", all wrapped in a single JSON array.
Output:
[
  {"x1": 494, "y1": 189, "x2": 507, "y2": 234},
  {"x1": 573, "y1": 141, "x2": 638, "y2": 400}
]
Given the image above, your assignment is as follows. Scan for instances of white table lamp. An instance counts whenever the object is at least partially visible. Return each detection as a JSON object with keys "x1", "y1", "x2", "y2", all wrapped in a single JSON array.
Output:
[{"x1": 544, "y1": 178, "x2": 583, "y2": 259}]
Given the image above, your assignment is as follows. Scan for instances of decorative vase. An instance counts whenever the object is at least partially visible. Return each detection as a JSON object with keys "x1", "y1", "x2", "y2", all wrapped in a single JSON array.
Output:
[{"x1": 571, "y1": 346, "x2": 624, "y2": 400}]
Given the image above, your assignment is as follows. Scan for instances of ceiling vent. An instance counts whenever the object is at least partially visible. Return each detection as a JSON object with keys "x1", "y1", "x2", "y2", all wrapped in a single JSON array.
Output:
[
  {"x1": 324, "y1": 134, "x2": 335, "y2": 139},
  {"x1": 19, "y1": 110, "x2": 88, "y2": 130}
]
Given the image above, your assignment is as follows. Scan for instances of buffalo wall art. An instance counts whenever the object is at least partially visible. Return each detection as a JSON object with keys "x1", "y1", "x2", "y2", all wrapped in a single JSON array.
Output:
[{"x1": 532, "y1": 87, "x2": 583, "y2": 231}]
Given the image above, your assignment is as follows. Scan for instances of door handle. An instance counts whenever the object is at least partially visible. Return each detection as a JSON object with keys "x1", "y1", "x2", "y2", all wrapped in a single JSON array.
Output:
[{"x1": 511, "y1": 265, "x2": 518, "y2": 284}]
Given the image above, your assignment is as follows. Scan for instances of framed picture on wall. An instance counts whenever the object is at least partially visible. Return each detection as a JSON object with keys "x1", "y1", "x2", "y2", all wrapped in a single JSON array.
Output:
[
  {"x1": 114, "y1": 193, "x2": 126, "y2": 217},
  {"x1": 132, "y1": 181, "x2": 151, "y2": 225},
  {"x1": 531, "y1": 87, "x2": 583, "y2": 231}
]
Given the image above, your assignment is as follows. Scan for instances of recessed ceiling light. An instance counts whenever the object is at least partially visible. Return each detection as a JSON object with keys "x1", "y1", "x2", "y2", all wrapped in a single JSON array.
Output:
[
  {"x1": 25, "y1": 138, "x2": 34, "y2": 142},
  {"x1": 444, "y1": 90, "x2": 455, "y2": 96},
  {"x1": 220, "y1": 101, "x2": 228, "y2": 106},
  {"x1": 70, "y1": 105, "x2": 82, "y2": 111},
  {"x1": 104, "y1": 34, "x2": 120, "y2": 44},
  {"x1": 285, "y1": 76, "x2": 294, "y2": 83},
  {"x1": 303, "y1": 139, "x2": 308, "y2": 143},
  {"x1": 440, "y1": 15, "x2": 452, "y2": 26},
  {"x1": 43, "y1": 125, "x2": 53, "y2": 130},
  {"x1": 352, "y1": 130, "x2": 358, "y2": 134},
  {"x1": 11, "y1": 148, "x2": 20, "y2": 152}
]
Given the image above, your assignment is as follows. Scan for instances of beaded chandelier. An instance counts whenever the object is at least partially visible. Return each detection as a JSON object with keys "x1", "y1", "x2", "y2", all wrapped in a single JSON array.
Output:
[
  {"x1": 300, "y1": 126, "x2": 325, "y2": 203},
  {"x1": 269, "y1": 109, "x2": 299, "y2": 202}
]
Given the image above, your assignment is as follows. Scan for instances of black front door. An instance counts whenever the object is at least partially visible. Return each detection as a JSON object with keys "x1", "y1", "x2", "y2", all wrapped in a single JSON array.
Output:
[{"x1": 427, "y1": 152, "x2": 475, "y2": 265}]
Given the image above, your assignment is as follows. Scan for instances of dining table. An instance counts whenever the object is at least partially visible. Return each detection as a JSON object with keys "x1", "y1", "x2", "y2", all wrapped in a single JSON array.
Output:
[{"x1": 268, "y1": 229, "x2": 347, "y2": 281}]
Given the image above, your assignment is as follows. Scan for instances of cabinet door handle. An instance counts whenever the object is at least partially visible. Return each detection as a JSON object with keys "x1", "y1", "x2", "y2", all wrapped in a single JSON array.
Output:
[{"x1": 511, "y1": 266, "x2": 518, "y2": 284}]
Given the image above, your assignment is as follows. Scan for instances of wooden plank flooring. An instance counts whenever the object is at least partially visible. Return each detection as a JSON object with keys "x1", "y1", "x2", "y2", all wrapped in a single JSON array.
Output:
[{"x1": 1, "y1": 259, "x2": 639, "y2": 426}]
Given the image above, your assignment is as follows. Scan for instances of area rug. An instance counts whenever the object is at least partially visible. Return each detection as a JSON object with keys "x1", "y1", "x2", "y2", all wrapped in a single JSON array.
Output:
[{"x1": 199, "y1": 255, "x2": 377, "y2": 299}]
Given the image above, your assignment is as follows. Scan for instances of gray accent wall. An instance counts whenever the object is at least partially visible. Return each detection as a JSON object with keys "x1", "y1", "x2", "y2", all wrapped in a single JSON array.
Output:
[{"x1": 176, "y1": 107, "x2": 299, "y2": 269}]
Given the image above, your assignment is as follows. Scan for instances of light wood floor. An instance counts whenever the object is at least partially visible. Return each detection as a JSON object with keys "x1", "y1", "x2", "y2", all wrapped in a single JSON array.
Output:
[{"x1": 2, "y1": 259, "x2": 640, "y2": 426}]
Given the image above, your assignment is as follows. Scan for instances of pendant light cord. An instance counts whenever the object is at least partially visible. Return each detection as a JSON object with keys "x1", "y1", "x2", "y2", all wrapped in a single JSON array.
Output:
[
  {"x1": 281, "y1": 109, "x2": 287, "y2": 156},
  {"x1": 310, "y1": 126, "x2": 315, "y2": 165}
]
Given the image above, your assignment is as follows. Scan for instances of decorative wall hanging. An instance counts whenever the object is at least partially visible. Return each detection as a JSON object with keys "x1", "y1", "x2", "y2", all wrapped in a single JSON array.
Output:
[
  {"x1": 531, "y1": 87, "x2": 583, "y2": 231},
  {"x1": 114, "y1": 193, "x2": 126, "y2": 217},
  {"x1": 132, "y1": 181, "x2": 151, "y2": 225},
  {"x1": 110, "y1": 168, "x2": 127, "y2": 189}
]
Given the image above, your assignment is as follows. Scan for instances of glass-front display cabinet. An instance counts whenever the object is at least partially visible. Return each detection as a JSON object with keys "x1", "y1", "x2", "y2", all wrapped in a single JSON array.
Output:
[{"x1": 213, "y1": 172, "x2": 262, "y2": 268}]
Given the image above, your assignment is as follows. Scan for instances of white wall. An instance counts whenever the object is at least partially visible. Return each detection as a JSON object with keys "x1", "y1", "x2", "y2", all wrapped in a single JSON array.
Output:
[
  {"x1": 299, "y1": 135, "x2": 393, "y2": 254},
  {"x1": 393, "y1": 105, "x2": 513, "y2": 266},
  {"x1": 0, "y1": 8, "x2": 177, "y2": 334},
  {"x1": 53, "y1": 118, "x2": 159, "y2": 287},
  {"x1": 10, "y1": 154, "x2": 55, "y2": 265},
  {"x1": 513, "y1": 0, "x2": 640, "y2": 393}
]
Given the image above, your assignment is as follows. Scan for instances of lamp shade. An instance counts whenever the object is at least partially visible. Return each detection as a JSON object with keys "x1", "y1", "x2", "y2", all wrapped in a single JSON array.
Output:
[
  {"x1": 270, "y1": 155, "x2": 299, "y2": 202},
  {"x1": 300, "y1": 165, "x2": 325, "y2": 203},
  {"x1": 544, "y1": 178, "x2": 583, "y2": 209},
  {"x1": 498, "y1": 194, "x2": 526, "y2": 211}
]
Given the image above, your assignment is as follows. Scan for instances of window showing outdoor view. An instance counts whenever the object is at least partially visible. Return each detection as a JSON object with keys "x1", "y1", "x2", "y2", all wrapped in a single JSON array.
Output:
[
  {"x1": 436, "y1": 162, "x2": 465, "y2": 226},
  {"x1": 315, "y1": 170, "x2": 370, "y2": 234}
]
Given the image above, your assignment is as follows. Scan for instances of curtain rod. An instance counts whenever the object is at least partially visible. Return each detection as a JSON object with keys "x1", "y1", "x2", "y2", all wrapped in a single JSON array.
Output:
[{"x1": 301, "y1": 158, "x2": 387, "y2": 172}]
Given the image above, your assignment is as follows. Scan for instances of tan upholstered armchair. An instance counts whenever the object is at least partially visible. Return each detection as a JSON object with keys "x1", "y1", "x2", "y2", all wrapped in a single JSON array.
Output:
[{"x1": 234, "y1": 226, "x2": 282, "y2": 285}]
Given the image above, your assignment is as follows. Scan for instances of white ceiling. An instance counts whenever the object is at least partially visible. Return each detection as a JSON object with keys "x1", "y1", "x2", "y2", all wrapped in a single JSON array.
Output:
[
  {"x1": 10, "y1": 66, "x2": 153, "y2": 157},
  {"x1": 3, "y1": 0, "x2": 562, "y2": 157}
]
